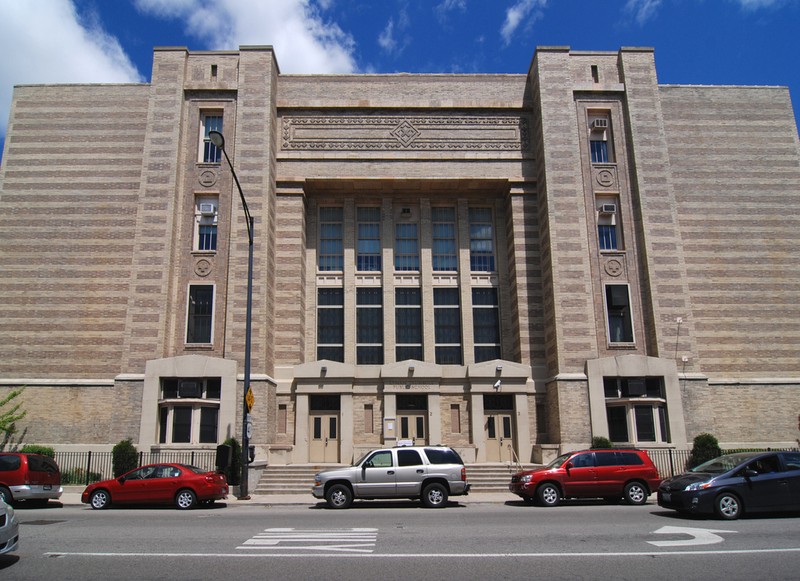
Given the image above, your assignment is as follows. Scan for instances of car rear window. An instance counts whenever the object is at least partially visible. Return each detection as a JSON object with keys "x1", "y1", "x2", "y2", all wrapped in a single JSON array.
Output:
[
  {"x1": 0, "y1": 456, "x2": 22, "y2": 471},
  {"x1": 26, "y1": 455, "x2": 60, "y2": 473},
  {"x1": 424, "y1": 448, "x2": 463, "y2": 465},
  {"x1": 594, "y1": 451, "x2": 645, "y2": 466}
]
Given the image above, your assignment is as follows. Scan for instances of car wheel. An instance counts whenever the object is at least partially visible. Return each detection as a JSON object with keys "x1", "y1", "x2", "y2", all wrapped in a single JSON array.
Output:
[
  {"x1": 537, "y1": 483, "x2": 561, "y2": 507},
  {"x1": 623, "y1": 482, "x2": 648, "y2": 505},
  {"x1": 0, "y1": 486, "x2": 12, "y2": 505},
  {"x1": 714, "y1": 492, "x2": 742, "y2": 520},
  {"x1": 326, "y1": 484, "x2": 353, "y2": 509},
  {"x1": 421, "y1": 483, "x2": 449, "y2": 508},
  {"x1": 89, "y1": 489, "x2": 111, "y2": 510},
  {"x1": 175, "y1": 489, "x2": 197, "y2": 510}
]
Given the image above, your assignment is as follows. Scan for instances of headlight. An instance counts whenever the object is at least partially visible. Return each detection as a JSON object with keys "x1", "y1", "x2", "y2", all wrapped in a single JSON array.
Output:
[
  {"x1": 520, "y1": 474, "x2": 533, "y2": 484},
  {"x1": 314, "y1": 474, "x2": 321, "y2": 486},
  {"x1": 685, "y1": 481, "x2": 712, "y2": 491}
]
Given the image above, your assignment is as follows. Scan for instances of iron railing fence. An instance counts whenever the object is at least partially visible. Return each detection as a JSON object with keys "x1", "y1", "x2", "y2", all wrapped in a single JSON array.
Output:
[
  {"x1": 55, "y1": 451, "x2": 218, "y2": 486},
  {"x1": 642, "y1": 447, "x2": 799, "y2": 479}
]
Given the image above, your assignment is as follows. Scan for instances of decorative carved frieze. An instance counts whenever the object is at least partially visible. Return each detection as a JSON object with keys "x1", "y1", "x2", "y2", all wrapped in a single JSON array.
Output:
[
  {"x1": 592, "y1": 165, "x2": 618, "y2": 191},
  {"x1": 282, "y1": 114, "x2": 530, "y2": 152}
]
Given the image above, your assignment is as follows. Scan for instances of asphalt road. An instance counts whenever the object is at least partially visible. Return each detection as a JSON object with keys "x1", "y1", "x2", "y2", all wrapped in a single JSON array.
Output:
[{"x1": 4, "y1": 498, "x2": 800, "y2": 580}]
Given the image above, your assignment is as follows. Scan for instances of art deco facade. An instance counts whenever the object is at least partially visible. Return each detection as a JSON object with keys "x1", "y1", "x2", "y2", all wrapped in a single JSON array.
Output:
[{"x1": 1, "y1": 46, "x2": 799, "y2": 465}]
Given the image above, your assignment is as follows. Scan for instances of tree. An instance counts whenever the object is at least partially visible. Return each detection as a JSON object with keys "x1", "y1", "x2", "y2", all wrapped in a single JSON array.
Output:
[
  {"x1": 0, "y1": 388, "x2": 27, "y2": 450},
  {"x1": 112, "y1": 438, "x2": 139, "y2": 477},
  {"x1": 688, "y1": 432, "x2": 722, "y2": 469},
  {"x1": 591, "y1": 436, "x2": 613, "y2": 449}
]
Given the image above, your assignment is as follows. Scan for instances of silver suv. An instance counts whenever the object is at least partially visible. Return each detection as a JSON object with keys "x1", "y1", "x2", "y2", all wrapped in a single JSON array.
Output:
[{"x1": 313, "y1": 445, "x2": 470, "y2": 509}]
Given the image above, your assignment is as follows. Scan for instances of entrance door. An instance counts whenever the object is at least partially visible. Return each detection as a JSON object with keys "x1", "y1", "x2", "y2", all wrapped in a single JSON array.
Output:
[
  {"x1": 484, "y1": 413, "x2": 514, "y2": 462},
  {"x1": 309, "y1": 413, "x2": 339, "y2": 463},
  {"x1": 397, "y1": 413, "x2": 427, "y2": 445}
]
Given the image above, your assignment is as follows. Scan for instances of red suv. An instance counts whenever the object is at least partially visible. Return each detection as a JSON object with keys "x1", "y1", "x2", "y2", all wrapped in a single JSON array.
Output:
[
  {"x1": 0, "y1": 453, "x2": 63, "y2": 506},
  {"x1": 509, "y1": 448, "x2": 661, "y2": 506}
]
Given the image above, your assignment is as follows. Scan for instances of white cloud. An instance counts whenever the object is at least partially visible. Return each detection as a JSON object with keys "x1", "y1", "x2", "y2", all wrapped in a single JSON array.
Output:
[
  {"x1": 735, "y1": 0, "x2": 795, "y2": 8},
  {"x1": 500, "y1": 0, "x2": 547, "y2": 47},
  {"x1": 135, "y1": 0, "x2": 357, "y2": 74},
  {"x1": 624, "y1": 0, "x2": 664, "y2": 24},
  {"x1": 378, "y1": 19, "x2": 398, "y2": 53},
  {"x1": 0, "y1": 0, "x2": 142, "y2": 137}
]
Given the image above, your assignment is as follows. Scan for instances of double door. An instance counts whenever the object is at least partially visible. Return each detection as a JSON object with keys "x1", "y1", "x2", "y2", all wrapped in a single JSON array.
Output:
[
  {"x1": 398, "y1": 412, "x2": 427, "y2": 445},
  {"x1": 309, "y1": 412, "x2": 339, "y2": 463},
  {"x1": 484, "y1": 413, "x2": 514, "y2": 462}
]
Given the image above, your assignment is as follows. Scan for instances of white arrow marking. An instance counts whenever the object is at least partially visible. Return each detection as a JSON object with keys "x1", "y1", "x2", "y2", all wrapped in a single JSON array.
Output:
[{"x1": 648, "y1": 525, "x2": 738, "y2": 547}]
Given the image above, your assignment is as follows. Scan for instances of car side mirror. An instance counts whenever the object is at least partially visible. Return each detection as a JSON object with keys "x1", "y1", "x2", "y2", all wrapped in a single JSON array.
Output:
[
  {"x1": 565, "y1": 462, "x2": 573, "y2": 472},
  {"x1": 117, "y1": 476, "x2": 126, "y2": 484},
  {"x1": 744, "y1": 469, "x2": 758, "y2": 479}
]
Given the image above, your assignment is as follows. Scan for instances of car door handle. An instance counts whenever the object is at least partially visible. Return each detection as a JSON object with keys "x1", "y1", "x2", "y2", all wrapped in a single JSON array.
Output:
[
  {"x1": 387, "y1": 471, "x2": 395, "y2": 475},
  {"x1": 417, "y1": 469, "x2": 424, "y2": 473}
]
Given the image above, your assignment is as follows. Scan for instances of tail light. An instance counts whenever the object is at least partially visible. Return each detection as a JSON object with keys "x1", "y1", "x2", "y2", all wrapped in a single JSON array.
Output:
[{"x1": 461, "y1": 467, "x2": 466, "y2": 482}]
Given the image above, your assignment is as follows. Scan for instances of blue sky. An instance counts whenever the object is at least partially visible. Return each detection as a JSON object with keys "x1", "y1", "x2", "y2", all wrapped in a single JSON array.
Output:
[{"x1": 1, "y1": 0, "x2": 799, "y2": 160}]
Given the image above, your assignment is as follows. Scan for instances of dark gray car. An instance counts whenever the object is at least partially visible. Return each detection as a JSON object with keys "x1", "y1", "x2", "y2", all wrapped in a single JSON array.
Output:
[{"x1": 312, "y1": 445, "x2": 470, "y2": 509}]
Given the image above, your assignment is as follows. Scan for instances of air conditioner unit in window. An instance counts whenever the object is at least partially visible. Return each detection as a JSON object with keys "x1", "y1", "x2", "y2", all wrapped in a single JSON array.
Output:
[
  {"x1": 591, "y1": 119, "x2": 609, "y2": 130},
  {"x1": 199, "y1": 203, "x2": 216, "y2": 215},
  {"x1": 599, "y1": 203, "x2": 617, "y2": 214}
]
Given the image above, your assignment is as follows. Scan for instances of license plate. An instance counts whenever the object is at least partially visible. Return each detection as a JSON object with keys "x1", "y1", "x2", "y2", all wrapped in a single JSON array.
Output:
[
  {"x1": 661, "y1": 492, "x2": 671, "y2": 502},
  {"x1": 43, "y1": 484, "x2": 52, "y2": 490}
]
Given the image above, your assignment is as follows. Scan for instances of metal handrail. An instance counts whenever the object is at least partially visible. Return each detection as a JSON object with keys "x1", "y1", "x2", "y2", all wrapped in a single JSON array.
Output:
[{"x1": 507, "y1": 444, "x2": 523, "y2": 474}]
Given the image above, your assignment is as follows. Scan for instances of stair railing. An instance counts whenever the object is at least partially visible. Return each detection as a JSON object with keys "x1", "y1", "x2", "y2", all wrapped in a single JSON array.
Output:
[{"x1": 507, "y1": 444, "x2": 523, "y2": 474}]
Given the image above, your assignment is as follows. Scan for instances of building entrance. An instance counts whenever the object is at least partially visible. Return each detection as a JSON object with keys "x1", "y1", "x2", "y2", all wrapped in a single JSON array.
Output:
[
  {"x1": 397, "y1": 394, "x2": 427, "y2": 445},
  {"x1": 309, "y1": 395, "x2": 340, "y2": 463},
  {"x1": 484, "y1": 394, "x2": 515, "y2": 462}
]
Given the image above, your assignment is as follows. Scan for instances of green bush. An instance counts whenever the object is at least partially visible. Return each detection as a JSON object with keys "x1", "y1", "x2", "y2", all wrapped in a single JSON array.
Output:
[
  {"x1": 591, "y1": 436, "x2": 613, "y2": 449},
  {"x1": 20, "y1": 444, "x2": 55, "y2": 457},
  {"x1": 688, "y1": 432, "x2": 722, "y2": 469},
  {"x1": 61, "y1": 467, "x2": 102, "y2": 485},
  {"x1": 112, "y1": 438, "x2": 139, "y2": 477},
  {"x1": 223, "y1": 437, "x2": 241, "y2": 486}
]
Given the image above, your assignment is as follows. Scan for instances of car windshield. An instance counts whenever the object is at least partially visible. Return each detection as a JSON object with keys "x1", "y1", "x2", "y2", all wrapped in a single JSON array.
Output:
[
  {"x1": 546, "y1": 453, "x2": 572, "y2": 469},
  {"x1": 690, "y1": 453, "x2": 762, "y2": 474},
  {"x1": 353, "y1": 451, "x2": 372, "y2": 466}
]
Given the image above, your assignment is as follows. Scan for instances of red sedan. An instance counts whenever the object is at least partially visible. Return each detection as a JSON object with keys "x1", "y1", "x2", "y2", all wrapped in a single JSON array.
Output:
[{"x1": 81, "y1": 463, "x2": 228, "y2": 510}]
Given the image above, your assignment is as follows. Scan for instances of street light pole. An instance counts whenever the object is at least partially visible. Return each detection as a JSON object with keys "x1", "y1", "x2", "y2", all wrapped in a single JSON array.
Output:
[{"x1": 208, "y1": 130, "x2": 253, "y2": 500}]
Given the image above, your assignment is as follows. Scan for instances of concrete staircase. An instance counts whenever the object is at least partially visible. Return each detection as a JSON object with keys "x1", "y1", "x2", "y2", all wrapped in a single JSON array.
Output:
[{"x1": 253, "y1": 462, "x2": 539, "y2": 495}]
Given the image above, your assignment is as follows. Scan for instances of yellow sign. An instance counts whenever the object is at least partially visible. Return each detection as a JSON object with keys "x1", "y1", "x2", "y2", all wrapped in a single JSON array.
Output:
[{"x1": 245, "y1": 387, "x2": 255, "y2": 412}]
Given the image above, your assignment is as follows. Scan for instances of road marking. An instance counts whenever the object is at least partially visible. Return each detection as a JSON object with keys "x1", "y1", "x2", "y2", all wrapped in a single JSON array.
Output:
[
  {"x1": 45, "y1": 548, "x2": 800, "y2": 559},
  {"x1": 648, "y1": 526, "x2": 738, "y2": 547},
  {"x1": 237, "y1": 528, "x2": 378, "y2": 553}
]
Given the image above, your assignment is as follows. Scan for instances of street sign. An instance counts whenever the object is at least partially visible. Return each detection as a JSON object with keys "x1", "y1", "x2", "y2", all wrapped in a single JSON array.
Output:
[{"x1": 245, "y1": 387, "x2": 255, "y2": 412}]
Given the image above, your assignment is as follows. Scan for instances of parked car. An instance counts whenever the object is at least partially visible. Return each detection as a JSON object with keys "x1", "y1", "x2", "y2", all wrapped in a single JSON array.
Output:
[
  {"x1": 0, "y1": 499, "x2": 19, "y2": 555},
  {"x1": 509, "y1": 448, "x2": 661, "y2": 506},
  {"x1": 0, "y1": 452, "x2": 63, "y2": 506},
  {"x1": 81, "y1": 463, "x2": 228, "y2": 510},
  {"x1": 313, "y1": 445, "x2": 470, "y2": 509},
  {"x1": 658, "y1": 450, "x2": 800, "y2": 520}
]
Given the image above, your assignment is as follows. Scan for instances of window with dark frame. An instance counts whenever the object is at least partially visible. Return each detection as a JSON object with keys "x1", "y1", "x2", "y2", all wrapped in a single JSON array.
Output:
[
  {"x1": 200, "y1": 113, "x2": 223, "y2": 163},
  {"x1": 356, "y1": 287, "x2": 384, "y2": 364},
  {"x1": 434, "y1": 287, "x2": 462, "y2": 365},
  {"x1": 187, "y1": 285, "x2": 213, "y2": 344},
  {"x1": 357, "y1": 207, "x2": 381, "y2": 271},
  {"x1": 395, "y1": 287, "x2": 423, "y2": 361},
  {"x1": 432, "y1": 207, "x2": 458, "y2": 271},
  {"x1": 605, "y1": 284, "x2": 634, "y2": 343},
  {"x1": 469, "y1": 208, "x2": 495, "y2": 272},
  {"x1": 318, "y1": 207, "x2": 343, "y2": 271},
  {"x1": 158, "y1": 377, "x2": 221, "y2": 445},
  {"x1": 472, "y1": 287, "x2": 501, "y2": 362},
  {"x1": 317, "y1": 288, "x2": 344, "y2": 362},
  {"x1": 395, "y1": 223, "x2": 419, "y2": 271}
]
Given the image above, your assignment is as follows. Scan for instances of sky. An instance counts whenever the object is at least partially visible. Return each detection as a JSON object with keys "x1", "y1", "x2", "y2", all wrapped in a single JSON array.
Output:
[{"x1": 0, "y1": 0, "x2": 799, "y2": 161}]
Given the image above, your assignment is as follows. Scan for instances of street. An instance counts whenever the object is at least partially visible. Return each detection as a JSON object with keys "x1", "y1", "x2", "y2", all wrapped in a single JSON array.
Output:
[{"x1": 4, "y1": 498, "x2": 800, "y2": 580}]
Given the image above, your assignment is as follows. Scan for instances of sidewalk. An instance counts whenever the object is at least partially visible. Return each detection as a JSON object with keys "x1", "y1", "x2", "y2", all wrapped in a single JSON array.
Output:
[{"x1": 59, "y1": 486, "x2": 514, "y2": 507}]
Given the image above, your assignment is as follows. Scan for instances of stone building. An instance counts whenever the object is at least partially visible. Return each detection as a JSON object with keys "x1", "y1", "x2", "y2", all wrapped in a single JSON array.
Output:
[{"x1": 1, "y1": 45, "x2": 799, "y2": 465}]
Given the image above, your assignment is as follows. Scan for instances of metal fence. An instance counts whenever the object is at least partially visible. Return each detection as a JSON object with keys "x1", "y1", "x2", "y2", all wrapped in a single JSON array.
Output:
[
  {"x1": 54, "y1": 451, "x2": 219, "y2": 486},
  {"x1": 643, "y1": 447, "x2": 799, "y2": 479}
]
